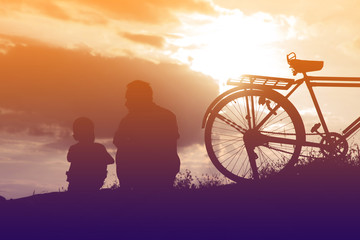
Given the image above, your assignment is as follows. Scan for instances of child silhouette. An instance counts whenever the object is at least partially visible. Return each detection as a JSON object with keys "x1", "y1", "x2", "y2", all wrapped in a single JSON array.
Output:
[{"x1": 66, "y1": 117, "x2": 114, "y2": 192}]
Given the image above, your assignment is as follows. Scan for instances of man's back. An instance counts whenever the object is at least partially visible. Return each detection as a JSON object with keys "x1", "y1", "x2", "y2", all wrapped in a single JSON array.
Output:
[
  {"x1": 114, "y1": 104, "x2": 180, "y2": 188},
  {"x1": 113, "y1": 80, "x2": 180, "y2": 189}
]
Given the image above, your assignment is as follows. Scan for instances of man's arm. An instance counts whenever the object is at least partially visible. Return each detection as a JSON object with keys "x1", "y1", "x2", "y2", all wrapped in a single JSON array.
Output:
[{"x1": 113, "y1": 122, "x2": 123, "y2": 149}]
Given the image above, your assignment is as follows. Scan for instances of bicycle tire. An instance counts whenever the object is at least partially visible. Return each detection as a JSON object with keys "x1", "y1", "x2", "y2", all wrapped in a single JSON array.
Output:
[{"x1": 205, "y1": 89, "x2": 305, "y2": 182}]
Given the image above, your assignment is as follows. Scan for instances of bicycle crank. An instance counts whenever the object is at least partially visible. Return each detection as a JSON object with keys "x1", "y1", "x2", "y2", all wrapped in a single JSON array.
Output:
[{"x1": 320, "y1": 132, "x2": 348, "y2": 158}]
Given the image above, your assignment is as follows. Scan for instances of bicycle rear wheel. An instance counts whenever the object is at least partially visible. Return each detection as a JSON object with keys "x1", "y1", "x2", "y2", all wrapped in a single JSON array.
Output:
[{"x1": 205, "y1": 89, "x2": 305, "y2": 182}]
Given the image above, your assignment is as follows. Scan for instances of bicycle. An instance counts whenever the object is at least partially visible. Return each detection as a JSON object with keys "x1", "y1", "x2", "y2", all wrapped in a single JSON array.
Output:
[{"x1": 202, "y1": 52, "x2": 360, "y2": 182}]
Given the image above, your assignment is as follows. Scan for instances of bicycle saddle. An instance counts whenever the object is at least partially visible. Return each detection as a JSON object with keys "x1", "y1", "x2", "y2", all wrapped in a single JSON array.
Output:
[{"x1": 287, "y1": 52, "x2": 324, "y2": 75}]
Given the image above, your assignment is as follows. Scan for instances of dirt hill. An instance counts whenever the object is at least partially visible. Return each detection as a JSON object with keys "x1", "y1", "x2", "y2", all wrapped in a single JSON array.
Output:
[{"x1": 2, "y1": 170, "x2": 360, "y2": 240}]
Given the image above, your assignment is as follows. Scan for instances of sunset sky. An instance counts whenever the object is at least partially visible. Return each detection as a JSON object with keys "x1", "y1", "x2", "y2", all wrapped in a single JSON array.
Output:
[{"x1": 1, "y1": 0, "x2": 360, "y2": 199}]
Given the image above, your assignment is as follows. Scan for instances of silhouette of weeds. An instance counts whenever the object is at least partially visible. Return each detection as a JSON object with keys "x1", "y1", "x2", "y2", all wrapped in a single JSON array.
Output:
[
  {"x1": 106, "y1": 169, "x2": 229, "y2": 190},
  {"x1": 174, "y1": 169, "x2": 229, "y2": 190},
  {"x1": 253, "y1": 143, "x2": 360, "y2": 180},
  {"x1": 286, "y1": 143, "x2": 360, "y2": 178}
]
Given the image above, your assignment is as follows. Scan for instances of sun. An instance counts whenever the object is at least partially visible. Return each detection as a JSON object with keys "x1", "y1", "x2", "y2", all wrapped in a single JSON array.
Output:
[{"x1": 168, "y1": 10, "x2": 296, "y2": 92}]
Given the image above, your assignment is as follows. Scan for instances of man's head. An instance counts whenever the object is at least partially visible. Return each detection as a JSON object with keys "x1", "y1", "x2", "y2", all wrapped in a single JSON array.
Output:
[
  {"x1": 72, "y1": 117, "x2": 95, "y2": 143},
  {"x1": 125, "y1": 80, "x2": 153, "y2": 111}
]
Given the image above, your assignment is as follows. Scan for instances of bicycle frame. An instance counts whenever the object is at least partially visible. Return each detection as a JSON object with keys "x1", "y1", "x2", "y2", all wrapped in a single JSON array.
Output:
[
  {"x1": 203, "y1": 73, "x2": 360, "y2": 151},
  {"x1": 270, "y1": 73, "x2": 360, "y2": 149}
]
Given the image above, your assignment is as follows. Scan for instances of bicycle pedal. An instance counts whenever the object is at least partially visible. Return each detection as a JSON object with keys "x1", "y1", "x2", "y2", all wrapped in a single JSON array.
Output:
[{"x1": 311, "y1": 123, "x2": 321, "y2": 133}]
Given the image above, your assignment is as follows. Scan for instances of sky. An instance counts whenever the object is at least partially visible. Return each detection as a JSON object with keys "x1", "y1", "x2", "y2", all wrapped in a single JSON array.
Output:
[{"x1": 1, "y1": 0, "x2": 360, "y2": 199}]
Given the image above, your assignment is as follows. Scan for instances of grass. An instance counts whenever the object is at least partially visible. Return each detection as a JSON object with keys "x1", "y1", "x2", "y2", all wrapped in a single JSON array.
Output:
[
  {"x1": 104, "y1": 169, "x2": 230, "y2": 190},
  {"x1": 267, "y1": 143, "x2": 360, "y2": 184},
  {"x1": 173, "y1": 169, "x2": 231, "y2": 189},
  {"x1": 70, "y1": 143, "x2": 360, "y2": 192}
]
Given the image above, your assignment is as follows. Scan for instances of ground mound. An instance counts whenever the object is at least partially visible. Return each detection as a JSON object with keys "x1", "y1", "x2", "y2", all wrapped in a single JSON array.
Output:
[{"x1": 2, "y1": 168, "x2": 360, "y2": 239}]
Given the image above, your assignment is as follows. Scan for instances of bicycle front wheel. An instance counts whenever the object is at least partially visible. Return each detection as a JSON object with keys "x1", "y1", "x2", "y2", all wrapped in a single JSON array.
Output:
[{"x1": 205, "y1": 89, "x2": 305, "y2": 182}]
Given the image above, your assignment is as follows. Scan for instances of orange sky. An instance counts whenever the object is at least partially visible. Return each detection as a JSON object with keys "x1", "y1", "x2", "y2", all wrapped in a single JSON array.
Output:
[{"x1": 1, "y1": 0, "x2": 360, "y2": 198}]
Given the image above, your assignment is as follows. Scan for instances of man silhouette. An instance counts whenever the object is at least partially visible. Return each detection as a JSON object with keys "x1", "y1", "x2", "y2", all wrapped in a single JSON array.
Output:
[{"x1": 113, "y1": 80, "x2": 180, "y2": 190}]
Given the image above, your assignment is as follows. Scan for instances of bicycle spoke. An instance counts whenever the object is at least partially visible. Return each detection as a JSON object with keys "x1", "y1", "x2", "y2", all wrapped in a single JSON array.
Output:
[
  {"x1": 256, "y1": 99, "x2": 267, "y2": 127},
  {"x1": 211, "y1": 132, "x2": 242, "y2": 138},
  {"x1": 205, "y1": 89, "x2": 304, "y2": 182},
  {"x1": 236, "y1": 153, "x2": 247, "y2": 175},
  {"x1": 215, "y1": 113, "x2": 246, "y2": 133},
  {"x1": 216, "y1": 144, "x2": 242, "y2": 159},
  {"x1": 235, "y1": 98, "x2": 250, "y2": 127},
  {"x1": 236, "y1": 155, "x2": 249, "y2": 177},
  {"x1": 230, "y1": 146, "x2": 245, "y2": 172},
  {"x1": 263, "y1": 144, "x2": 296, "y2": 156},
  {"x1": 270, "y1": 122, "x2": 295, "y2": 134},
  {"x1": 214, "y1": 140, "x2": 244, "y2": 152},
  {"x1": 261, "y1": 110, "x2": 287, "y2": 131},
  {"x1": 250, "y1": 94, "x2": 256, "y2": 129},
  {"x1": 225, "y1": 103, "x2": 248, "y2": 128},
  {"x1": 222, "y1": 145, "x2": 245, "y2": 167},
  {"x1": 264, "y1": 111, "x2": 287, "y2": 127},
  {"x1": 212, "y1": 125, "x2": 243, "y2": 133},
  {"x1": 211, "y1": 138, "x2": 243, "y2": 147},
  {"x1": 245, "y1": 95, "x2": 252, "y2": 129}
]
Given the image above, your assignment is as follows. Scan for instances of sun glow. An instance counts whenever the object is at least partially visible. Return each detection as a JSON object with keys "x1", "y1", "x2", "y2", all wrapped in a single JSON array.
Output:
[{"x1": 169, "y1": 10, "x2": 299, "y2": 91}]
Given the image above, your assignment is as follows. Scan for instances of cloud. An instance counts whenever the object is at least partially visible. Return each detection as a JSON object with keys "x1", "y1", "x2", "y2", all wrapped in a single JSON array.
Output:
[
  {"x1": 0, "y1": 0, "x2": 70, "y2": 19},
  {"x1": 122, "y1": 32, "x2": 165, "y2": 48},
  {"x1": 213, "y1": 0, "x2": 360, "y2": 24},
  {"x1": 0, "y1": 36, "x2": 218, "y2": 149},
  {"x1": 0, "y1": 154, "x2": 68, "y2": 199},
  {"x1": 0, "y1": 1, "x2": 216, "y2": 68},
  {"x1": 352, "y1": 38, "x2": 360, "y2": 51},
  {"x1": 0, "y1": 0, "x2": 216, "y2": 25},
  {"x1": 81, "y1": 0, "x2": 217, "y2": 24},
  {"x1": 0, "y1": 37, "x2": 16, "y2": 54}
]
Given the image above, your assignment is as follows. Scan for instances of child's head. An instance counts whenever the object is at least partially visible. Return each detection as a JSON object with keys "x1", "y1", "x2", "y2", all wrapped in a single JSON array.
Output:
[{"x1": 72, "y1": 117, "x2": 95, "y2": 143}]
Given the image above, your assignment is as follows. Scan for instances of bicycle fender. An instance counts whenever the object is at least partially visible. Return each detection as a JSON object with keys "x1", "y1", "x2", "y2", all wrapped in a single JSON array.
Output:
[
  {"x1": 202, "y1": 87, "x2": 272, "y2": 128},
  {"x1": 202, "y1": 87, "x2": 280, "y2": 128}
]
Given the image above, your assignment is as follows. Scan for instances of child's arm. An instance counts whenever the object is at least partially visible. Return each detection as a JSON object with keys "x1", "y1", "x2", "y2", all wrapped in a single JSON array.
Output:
[{"x1": 99, "y1": 144, "x2": 114, "y2": 165}]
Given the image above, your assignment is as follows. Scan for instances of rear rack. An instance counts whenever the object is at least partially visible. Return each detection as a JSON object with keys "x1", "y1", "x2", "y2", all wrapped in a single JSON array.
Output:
[{"x1": 227, "y1": 74, "x2": 295, "y2": 90}]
